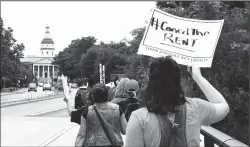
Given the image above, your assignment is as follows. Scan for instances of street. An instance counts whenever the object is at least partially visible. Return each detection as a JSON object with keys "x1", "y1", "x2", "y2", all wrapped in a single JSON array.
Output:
[
  {"x1": 34, "y1": 108, "x2": 68, "y2": 117},
  {"x1": 1, "y1": 87, "x2": 122, "y2": 146},
  {"x1": 1, "y1": 87, "x2": 56, "y2": 105},
  {"x1": 1, "y1": 87, "x2": 78, "y2": 116},
  {"x1": 1, "y1": 88, "x2": 77, "y2": 146},
  {"x1": 1, "y1": 88, "x2": 208, "y2": 147},
  {"x1": 1, "y1": 97, "x2": 66, "y2": 116}
]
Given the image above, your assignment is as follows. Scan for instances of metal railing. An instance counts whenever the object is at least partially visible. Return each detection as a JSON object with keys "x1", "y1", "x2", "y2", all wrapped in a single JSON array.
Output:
[{"x1": 201, "y1": 126, "x2": 249, "y2": 147}]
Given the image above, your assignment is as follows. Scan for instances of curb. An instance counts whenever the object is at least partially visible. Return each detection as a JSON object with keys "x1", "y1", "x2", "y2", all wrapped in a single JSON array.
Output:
[
  {"x1": 1, "y1": 90, "x2": 27, "y2": 96},
  {"x1": 1, "y1": 94, "x2": 64, "y2": 108},
  {"x1": 27, "y1": 108, "x2": 67, "y2": 116}
]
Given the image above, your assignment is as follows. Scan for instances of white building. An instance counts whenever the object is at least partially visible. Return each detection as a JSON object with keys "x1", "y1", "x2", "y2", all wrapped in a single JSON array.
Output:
[{"x1": 21, "y1": 26, "x2": 59, "y2": 84}]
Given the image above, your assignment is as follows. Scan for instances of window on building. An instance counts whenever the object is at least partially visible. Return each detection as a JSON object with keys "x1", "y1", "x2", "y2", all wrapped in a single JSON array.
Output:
[
  {"x1": 42, "y1": 52, "x2": 43, "y2": 54},
  {"x1": 52, "y1": 52, "x2": 53, "y2": 55},
  {"x1": 47, "y1": 51, "x2": 48, "y2": 54}
]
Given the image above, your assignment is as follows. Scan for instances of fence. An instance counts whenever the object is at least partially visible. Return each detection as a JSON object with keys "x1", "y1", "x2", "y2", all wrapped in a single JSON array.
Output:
[{"x1": 201, "y1": 126, "x2": 248, "y2": 147}]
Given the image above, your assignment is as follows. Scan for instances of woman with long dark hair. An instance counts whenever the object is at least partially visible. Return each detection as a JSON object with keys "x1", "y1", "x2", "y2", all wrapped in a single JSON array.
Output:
[{"x1": 125, "y1": 57, "x2": 229, "y2": 147}]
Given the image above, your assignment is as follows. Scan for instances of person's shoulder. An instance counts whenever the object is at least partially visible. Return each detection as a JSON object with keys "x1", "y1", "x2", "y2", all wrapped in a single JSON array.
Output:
[
  {"x1": 185, "y1": 97, "x2": 213, "y2": 111},
  {"x1": 108, "y1": 102, "x2": 120, "y2": 109},
  {"x1": 185, "y1": 97, "x2": 200, "y2": 105},
  {"x1": 186, "y1": 97, "x2": 211, "y2": 104},
  {"x1": 111, "y1": 98, "x2": 126, "y2": 104},
  {"x1": 117, "y1": 100, "x2": 128, "y2": 105},
  {"x1": 131, "y1": 107, "x2": 148, "y2": 118},
  {"x1": 81, "y1": 90, "x2": 88, "y2": 95}
]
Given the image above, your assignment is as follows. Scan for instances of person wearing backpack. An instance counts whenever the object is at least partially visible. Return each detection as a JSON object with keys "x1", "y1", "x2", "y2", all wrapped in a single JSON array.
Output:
[
  {"x1": 116, "y1": 79, "x2": 141, "y2": 121},
  {"x1": 125, "y1": 57, "x2": 229, "y2": 147},
  {"x1": 75, "y1": 83, "x2": 127, "y2": 147}
]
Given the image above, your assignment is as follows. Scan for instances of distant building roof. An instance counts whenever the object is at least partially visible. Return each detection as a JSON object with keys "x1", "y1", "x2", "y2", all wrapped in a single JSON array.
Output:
[
  {"x1": 21, "y1": 56, "x2": 54, "y2": 63},
  {"x1": 41, "y1": 38, "x2": 54, "y2": 44},
  {"x1": 40, "y1": 48, "x2": 55, "y2": 50}
]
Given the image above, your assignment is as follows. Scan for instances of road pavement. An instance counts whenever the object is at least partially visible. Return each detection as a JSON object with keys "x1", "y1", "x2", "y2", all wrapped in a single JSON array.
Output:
[
  {"x1": 0, "y1": 88, "x2": 216, "y2": 147},
  {"x1": 1, "y1": 88, "x2": 28, "y2": 96},
  {"x1": 1, "y1": 89, "x2": 76, "y2": 146},
  {"x1": 1, "y1": 87, "x2": 56, "y2": 105},
  {"x1": 1, "y1": 96, "x2": 67, "y2": 116},
  {"x1": 33, "y1": 108, "x2": 69, "y2": 117},
  {"x1": 36, "y1": 109, "x2": 210, "y2": 147}
]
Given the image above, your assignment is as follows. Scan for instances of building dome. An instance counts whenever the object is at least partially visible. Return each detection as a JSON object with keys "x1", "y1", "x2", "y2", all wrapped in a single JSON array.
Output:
[
  {"x1": 41, "y1": 26, "x2": 54, "y2": 44},
  {"x1": 41, "y1": 38, "x2": 54, "y2": 44},
  {"x1": 40, "y1": 26, "x2": 55, "y2": 57}
]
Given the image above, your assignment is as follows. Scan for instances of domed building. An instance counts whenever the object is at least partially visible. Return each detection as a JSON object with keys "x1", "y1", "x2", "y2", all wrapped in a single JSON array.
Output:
[
  {"x1": 21, "y1": 26, "x2": 59, "y2": 84},
  {"x1": 40, "y1": 26, "x2": 55, "y2": 57}
]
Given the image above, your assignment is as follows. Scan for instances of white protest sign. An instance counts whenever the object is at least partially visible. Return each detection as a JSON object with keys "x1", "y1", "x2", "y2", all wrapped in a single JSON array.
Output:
[
  {"x1": 61, "y1": 74, "x2": 69, "y2": 97},
  {"x1": 99, "y1": 64, "x2": 105, "y2": 84},
  {"x1": 138, "y1": 8, "x2": 224, "y2": 67}
]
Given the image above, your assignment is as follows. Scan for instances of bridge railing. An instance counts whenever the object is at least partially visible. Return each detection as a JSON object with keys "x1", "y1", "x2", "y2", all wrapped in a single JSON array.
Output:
[{"x1": 201, "y1": 126, "x2": 248, "y2": 147}]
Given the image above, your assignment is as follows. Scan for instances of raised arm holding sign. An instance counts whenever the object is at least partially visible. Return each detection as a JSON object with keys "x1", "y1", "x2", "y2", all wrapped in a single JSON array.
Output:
[{"x1": 61, "y1": 75, "x2": 76, "y2": 116}]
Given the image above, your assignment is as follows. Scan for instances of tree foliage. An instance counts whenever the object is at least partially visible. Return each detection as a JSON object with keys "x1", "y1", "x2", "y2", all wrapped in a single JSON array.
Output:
[
  {"x1": 1, "y1": 18, "x2": 31, "y2": 89},
  {"x1": 52, "y1": 36, "x2": 97, "y2": 79},
  {"x1": 80, "y1": 43, "x2": 128, "y2": 83}
]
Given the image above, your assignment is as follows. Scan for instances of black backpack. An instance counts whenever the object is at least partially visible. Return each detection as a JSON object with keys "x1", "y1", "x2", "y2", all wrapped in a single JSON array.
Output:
[
  {"x1": 117, "y1": 98, "x2": 140, "y2": 121},
  {"x1": 74, "y1": 91, "x2": 84, "y2": 109},
  {"x1": 125, "y1": 103, "x2": 140, "y2": 121}
]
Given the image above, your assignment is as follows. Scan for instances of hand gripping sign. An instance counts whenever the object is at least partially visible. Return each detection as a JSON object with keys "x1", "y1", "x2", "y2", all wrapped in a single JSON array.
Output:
[{"x1": 138, "y1": 8, "x2": 224, "y2": 67}]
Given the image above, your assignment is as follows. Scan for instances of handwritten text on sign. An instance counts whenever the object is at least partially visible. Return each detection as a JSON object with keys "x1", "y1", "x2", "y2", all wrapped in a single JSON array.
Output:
[
  {"x1": 138, "y1": 9, "x2": 224, "y2": 67},
  {"x1": 99, "y1": 64, "x2": 105, "y2": 84}
]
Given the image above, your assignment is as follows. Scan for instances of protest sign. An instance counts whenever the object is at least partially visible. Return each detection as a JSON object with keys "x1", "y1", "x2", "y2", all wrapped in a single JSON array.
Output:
[
  {"x1": 138, "y1": 8, "x2": 224, "y2": 67},
  {"x1": 61, "y1": 74, "x2": 69, "y2": 97},
  {"x1": 99, "y1": 64, "x2": 105, "y2": 84}
]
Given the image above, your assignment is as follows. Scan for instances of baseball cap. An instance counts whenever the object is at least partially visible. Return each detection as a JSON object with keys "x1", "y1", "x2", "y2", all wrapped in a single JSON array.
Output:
[{"x1": 125, "y1": 79, "x2": 139, "y2": 92}]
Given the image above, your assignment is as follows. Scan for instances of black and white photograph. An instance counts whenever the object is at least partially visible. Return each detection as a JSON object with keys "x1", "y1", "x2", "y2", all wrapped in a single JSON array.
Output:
[{"x1": 1, "y1": 1, "x2": 249, "y2": 147}]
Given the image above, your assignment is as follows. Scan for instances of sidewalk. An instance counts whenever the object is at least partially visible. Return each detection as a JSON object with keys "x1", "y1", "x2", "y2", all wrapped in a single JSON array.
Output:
[
  {"x1": 1, "y1": 116, "x2": 74, "y2": 146},
  {"x1": 1, "y1": 88, "x2": 28, "y2": 96},
  {"x1": 1, "y1": 116, "x2": 126, "y2": 147}
]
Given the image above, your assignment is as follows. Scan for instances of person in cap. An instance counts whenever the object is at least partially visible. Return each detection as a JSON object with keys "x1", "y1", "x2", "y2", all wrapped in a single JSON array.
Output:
[
  {"x1": 116, "y1": 79, "x2": 141, "y2": 121},
  {"x1": 111, "y1": 78, "x2": 130, "y2": 104}
]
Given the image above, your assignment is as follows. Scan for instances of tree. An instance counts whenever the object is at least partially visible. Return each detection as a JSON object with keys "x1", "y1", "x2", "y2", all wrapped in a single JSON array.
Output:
[
  {"x1": 1, "y1": 18, "x2": 28, "y2": 89},
  {"x1": 80, "y1": 43, "x2": 128, "y2": 83},
  {"x1": 52, "y1": 36, "x2": 97, "y2": 80}
]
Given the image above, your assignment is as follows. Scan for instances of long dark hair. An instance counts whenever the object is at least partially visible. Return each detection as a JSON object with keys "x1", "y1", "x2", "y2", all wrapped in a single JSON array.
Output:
[
  {"x1": 144, "y1": 57, "x2": 186, "y2": 114},
  {"x1": 92, "y1": 83, "x2": 109, "y2": 103}
]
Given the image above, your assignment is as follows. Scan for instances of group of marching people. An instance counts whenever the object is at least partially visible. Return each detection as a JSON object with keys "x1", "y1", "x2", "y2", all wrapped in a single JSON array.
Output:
[{"x1": 63, "y1": 56, "x2": 230, "y2": 147}]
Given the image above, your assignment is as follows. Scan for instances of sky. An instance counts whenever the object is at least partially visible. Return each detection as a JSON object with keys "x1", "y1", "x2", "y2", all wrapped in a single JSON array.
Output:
[{"x1": 1, "y1": 1, "x2": 156, "y2": 56}]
